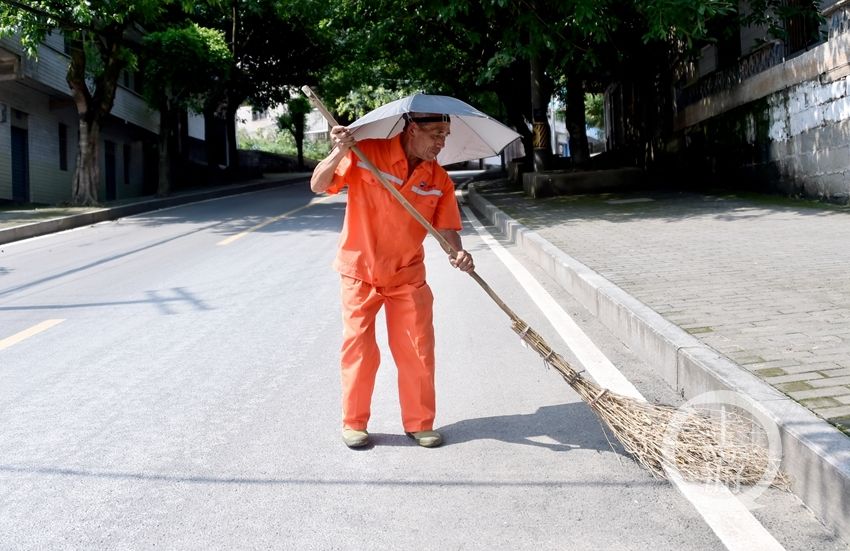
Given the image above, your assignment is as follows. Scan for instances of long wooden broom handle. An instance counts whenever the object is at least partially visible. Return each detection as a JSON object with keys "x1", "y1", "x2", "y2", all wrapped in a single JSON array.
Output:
[{"x1": 301, "y1": 86, "x2": 522, "y2": 323}]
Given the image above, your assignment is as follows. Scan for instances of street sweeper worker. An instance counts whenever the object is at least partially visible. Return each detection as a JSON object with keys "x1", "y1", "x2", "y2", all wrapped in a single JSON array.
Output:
[{"x1": 310, "y1": 112, "x2": 474, "y2": 449}]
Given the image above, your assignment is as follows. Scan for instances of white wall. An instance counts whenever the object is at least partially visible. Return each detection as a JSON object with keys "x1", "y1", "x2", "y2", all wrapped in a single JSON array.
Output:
[{"x1": 0, "y1": 80, "x2": 78, "y2": 203}]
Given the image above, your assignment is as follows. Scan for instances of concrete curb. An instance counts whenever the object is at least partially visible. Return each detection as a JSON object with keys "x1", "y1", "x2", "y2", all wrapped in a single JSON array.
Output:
[
  {"x1": 0, "y1": 175, "x2": 310, "y2": 246},
  {"x1": 466, "y1": 183, "x2": 850, "y2": 542}
]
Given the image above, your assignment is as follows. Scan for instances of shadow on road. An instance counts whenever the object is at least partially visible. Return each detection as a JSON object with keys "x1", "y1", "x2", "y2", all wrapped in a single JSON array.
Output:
[{"x1": 371, "y1": 403, "x2": 626, "y2": 456}]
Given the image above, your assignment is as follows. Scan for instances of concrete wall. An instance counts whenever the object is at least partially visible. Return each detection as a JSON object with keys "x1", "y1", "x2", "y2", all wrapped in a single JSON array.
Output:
[
  {"x1": 0, "y1": 80, "x2": 79, "y2": 204},
  {"x1": 98, "y1": 126, "x2": 148, "y2": 201},
  {"x1": 673, "y1": 6, "x2": 850, "y2": 201},
  {"x1": 767, "y1": 76, "x2": 850, "y2": 199},
  {"x1": 0, "y1": 32, "x2": 188, "y2": 204}
]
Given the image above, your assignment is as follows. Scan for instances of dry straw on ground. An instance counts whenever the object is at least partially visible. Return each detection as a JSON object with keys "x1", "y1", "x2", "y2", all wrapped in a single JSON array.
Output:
[{"x1": 512, "y1": 319, "x2": 788, "y2": 488}]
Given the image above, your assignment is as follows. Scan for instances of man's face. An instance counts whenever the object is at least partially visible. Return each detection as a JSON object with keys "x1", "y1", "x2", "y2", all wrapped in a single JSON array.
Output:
[{"x1": 409, "y1": 122, "x2": 451, "y2": 161}]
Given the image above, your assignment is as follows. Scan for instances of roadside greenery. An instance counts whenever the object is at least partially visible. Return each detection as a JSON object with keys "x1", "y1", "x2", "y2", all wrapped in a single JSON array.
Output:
[
  {"x1": 0, "y1": 0, "x2": 824, "y2": 201},
  {"x1": 141, "y1": 24, "x2": 232, "y2": 196},
  {"x1": 237, "y1": 130, "x2": 330, "y2": 162}
]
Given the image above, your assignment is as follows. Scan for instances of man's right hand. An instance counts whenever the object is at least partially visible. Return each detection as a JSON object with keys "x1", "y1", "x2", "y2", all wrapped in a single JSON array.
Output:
[
  {"x1": 311, "y1": 126, "x2": 355, "y2": 193},
  {"x1": 331, "y1": 125, "x2": 355, "y2": 154}
]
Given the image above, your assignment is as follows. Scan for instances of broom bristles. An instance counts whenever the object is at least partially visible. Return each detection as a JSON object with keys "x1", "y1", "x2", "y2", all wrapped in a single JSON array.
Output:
[{"x1": 512, "y1": 320, "x2": 788, "y2": 489}]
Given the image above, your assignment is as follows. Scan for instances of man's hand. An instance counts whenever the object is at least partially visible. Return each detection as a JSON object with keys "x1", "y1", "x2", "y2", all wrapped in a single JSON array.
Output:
[
  {"x1": 311, "y1": 125, "x2": 356, "y2": 193},
  {"x1": 450, "y1": 250, "x2": 474, "y2": 272},
  {"x1": 330, "y1": 125, "x2": 355, "y2": 154}
]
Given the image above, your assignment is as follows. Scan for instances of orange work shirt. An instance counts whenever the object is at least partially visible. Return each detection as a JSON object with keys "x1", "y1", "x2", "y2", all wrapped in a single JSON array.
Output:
[{"x1": 326, "y1": 135, "x2": 463, "y2": 287}]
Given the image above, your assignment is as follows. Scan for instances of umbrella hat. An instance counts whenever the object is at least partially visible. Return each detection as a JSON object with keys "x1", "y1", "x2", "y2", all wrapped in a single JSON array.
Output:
[{"x1": 346, "y1": 94, "x2": 522, "y2": 166}]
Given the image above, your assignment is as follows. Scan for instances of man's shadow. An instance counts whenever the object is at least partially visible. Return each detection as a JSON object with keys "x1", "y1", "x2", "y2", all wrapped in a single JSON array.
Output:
[
  {"x1": 440, "y1": 403, "x2": 626, "y2": 453},
  {"x1": 370, "y1": 403, "x2": 627, "y2": 456}
]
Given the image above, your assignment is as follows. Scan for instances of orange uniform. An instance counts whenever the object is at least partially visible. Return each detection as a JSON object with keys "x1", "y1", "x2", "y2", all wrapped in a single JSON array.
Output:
[{"x1": 327, "y1": 134, "x2": 462, "y2": 432}]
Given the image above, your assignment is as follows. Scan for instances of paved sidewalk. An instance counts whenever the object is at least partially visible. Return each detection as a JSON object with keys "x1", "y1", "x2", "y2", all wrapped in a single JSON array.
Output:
[
  {"x1": 471, "y1": 180, "x2": 850, "y2": 430},
  {"x1": 465, "y1": 177, "x2": 850, "y2": 542}
]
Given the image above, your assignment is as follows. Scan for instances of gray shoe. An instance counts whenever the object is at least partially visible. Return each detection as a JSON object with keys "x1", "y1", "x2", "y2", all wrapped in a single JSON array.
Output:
[
  {"x1": 342, "y1": 428, "x2": 369, "y2": 448},
  {"x1": 406, "y1": 430, "x2": 443, "y2": 448}
]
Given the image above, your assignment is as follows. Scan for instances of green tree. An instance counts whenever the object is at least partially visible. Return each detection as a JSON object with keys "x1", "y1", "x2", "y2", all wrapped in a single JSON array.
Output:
[
  {"x1": 0, "y1": 0, "x2": 192, "y2": 205},
  {"x1": 141, "y1": 24, "x2": 231, "y2": 196},
  {"x1": 585, "y1": 93, "x2": 604, "y2": 129},
  {"x1": 276, "y1": 95, "x2": 312, "y2": 169},
  {"x1": 194, "y1": 0, "x2": 331, "y2": 171},
  {"x1": 310, "y1": 0, "x2": 823, "y2": 171}
]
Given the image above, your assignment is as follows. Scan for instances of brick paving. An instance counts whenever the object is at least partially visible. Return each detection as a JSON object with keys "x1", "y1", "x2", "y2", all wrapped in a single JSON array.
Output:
[{"x1": 473, "y1": 180, "x2": 850, "y2": 434}]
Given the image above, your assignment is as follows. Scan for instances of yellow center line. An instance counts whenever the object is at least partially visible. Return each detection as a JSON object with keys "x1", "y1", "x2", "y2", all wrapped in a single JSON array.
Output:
[
  {"x1": 0, "y1": 319, "x2": 66, "y2": 351},
  {"x1": 217, "y1": 195, "x2": 335, "y2": 246}
]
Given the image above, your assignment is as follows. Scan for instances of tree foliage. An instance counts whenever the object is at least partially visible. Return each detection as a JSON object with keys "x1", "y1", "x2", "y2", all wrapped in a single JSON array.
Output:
[
  {"x1": 187, "y1": 0, "x2": 332, "y2": 168},
  {"x1": 142, "y1": 23, "x2": 231, "y2": 195},
  {"x1": 315, "y1": 0, "x2": 823, "y2": 167},
  {"x1": 142, "y1": 24, "x2": 231, "y2": 114},
  {"x1": 277, "y1": 95, "x2": 312, "y2": 168},
  {"x1": 0, "y1": 0, "x2": 827, "y2": 201}
]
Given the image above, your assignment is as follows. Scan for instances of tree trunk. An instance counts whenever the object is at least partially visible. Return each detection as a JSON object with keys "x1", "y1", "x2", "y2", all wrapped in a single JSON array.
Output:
[
  {"x1": 157, "y1": 104, "x2": 179, "y2": 196},
  {"x1": 530, "y1": 54, "x2": 552, "y2": 172},
  {"x1": 494, "y1": 60, "x2": 533, "y2": 160},
  {"x1": 65, "y1": 31, "x2": 126, "y2": 205},
  {"x1": 72, "y1": 116, "x2": 100, "y2": 206},
  {"x1": 225, "y1": 102, "x2": 240, "y2": 171},
  {"x1": 295, "y1": 118, "x2": 305, "y2": 170},
  {"x1": 566, "y1": 76, "x2": 590, "y2": 167}
]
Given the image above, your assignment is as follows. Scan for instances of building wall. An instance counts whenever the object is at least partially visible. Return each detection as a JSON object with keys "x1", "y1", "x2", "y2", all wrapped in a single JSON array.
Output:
[
  {"x1": 763, "y1": 71, "x2": 850, "y2": 197},
  {"x1": 0, "y1": 80, "x2": 79, "y2": 203},
  {"x1": 672, "y1": 6, "x2": 850, "y2": 202},
  {"x1": 237, "y1": 104, "x2": 284, "y2": 139},
  {"x1": 0, "y1": 31, "x2": 203, "y2": 204},
  {"x1": 98, "y1": 125, "x2": 148, "y2": 201}
]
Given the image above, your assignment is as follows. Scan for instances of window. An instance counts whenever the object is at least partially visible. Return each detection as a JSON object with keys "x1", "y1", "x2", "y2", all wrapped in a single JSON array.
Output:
[
  {"x1": 784, "y1": 0, "x2": 822, "y2": 56},
  {"x1": 58, "y1": 123, "x2": 68, "y2": 171}
]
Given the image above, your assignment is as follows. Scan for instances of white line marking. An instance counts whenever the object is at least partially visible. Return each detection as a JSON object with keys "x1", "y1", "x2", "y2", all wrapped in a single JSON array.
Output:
[
  {"x1": 0, "y1": 319, "x2": 65, "y2": 351},
  {"x1": 461, "y1": 206, "x2": 642, "y2": 399},
  {"x1": 461, "y1": 205, "x2": 785, "y2": 551}
]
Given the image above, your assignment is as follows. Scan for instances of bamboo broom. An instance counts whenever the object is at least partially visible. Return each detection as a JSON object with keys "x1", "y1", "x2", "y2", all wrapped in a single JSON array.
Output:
[{"x1": 302, "y1": 85, "x2": 785, "y2": 488}]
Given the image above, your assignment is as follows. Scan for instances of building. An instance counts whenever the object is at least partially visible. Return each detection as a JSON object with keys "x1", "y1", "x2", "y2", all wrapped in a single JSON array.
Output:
[
  {"x1": 0, "y1": 31, "x2": 206, "y2": 204},
  {"x1": 607, "y1": 1, "x2": 850, "y2": 201},
  {"x1": 236, "y1": 104, "x2": 285, "y2": 140},
  {"x1": 236, "y1": 102, "x2": 329, "y2": 142}
]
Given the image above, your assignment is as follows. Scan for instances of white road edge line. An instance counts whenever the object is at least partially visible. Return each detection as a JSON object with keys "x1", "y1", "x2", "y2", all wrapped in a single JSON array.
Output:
[{"x1": 461, "y1": 204, "x2": 785, "y2": 551}]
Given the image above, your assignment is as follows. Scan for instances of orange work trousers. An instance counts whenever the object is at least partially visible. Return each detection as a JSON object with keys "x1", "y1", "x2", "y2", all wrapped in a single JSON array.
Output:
[{"x1": 339, "y1": 275, "x2": 436, "y2": 433}]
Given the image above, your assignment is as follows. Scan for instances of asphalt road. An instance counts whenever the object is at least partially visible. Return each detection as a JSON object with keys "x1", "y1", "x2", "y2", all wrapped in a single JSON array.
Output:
[{"x1": 0, "y1": 182, "x2": 844, "y2": 550}]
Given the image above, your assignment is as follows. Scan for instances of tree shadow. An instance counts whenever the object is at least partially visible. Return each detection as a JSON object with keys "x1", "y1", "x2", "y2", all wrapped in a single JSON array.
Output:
[
  {"x1": 473, "y1": 179, "x2": 850, "y2": 231},
  {"x1": 0, "y1": 287, "x2": 212, "y2": 315}
]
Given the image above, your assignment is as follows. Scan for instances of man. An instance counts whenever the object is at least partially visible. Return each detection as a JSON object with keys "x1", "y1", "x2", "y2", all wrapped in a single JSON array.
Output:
[{"x1": 310, "y1": 112, "x2": 474, "y2": 449}]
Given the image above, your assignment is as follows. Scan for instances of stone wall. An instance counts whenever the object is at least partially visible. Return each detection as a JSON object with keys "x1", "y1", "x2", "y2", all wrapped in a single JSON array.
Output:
[{"x1": 673, "y1": 6, "x2": 850, "y2": 202}]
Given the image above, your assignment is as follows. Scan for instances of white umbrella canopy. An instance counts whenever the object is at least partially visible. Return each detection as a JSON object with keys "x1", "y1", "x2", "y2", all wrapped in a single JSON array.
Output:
[{"x1": 346, "y1": 94, "x2": 522, "y2": 166}]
